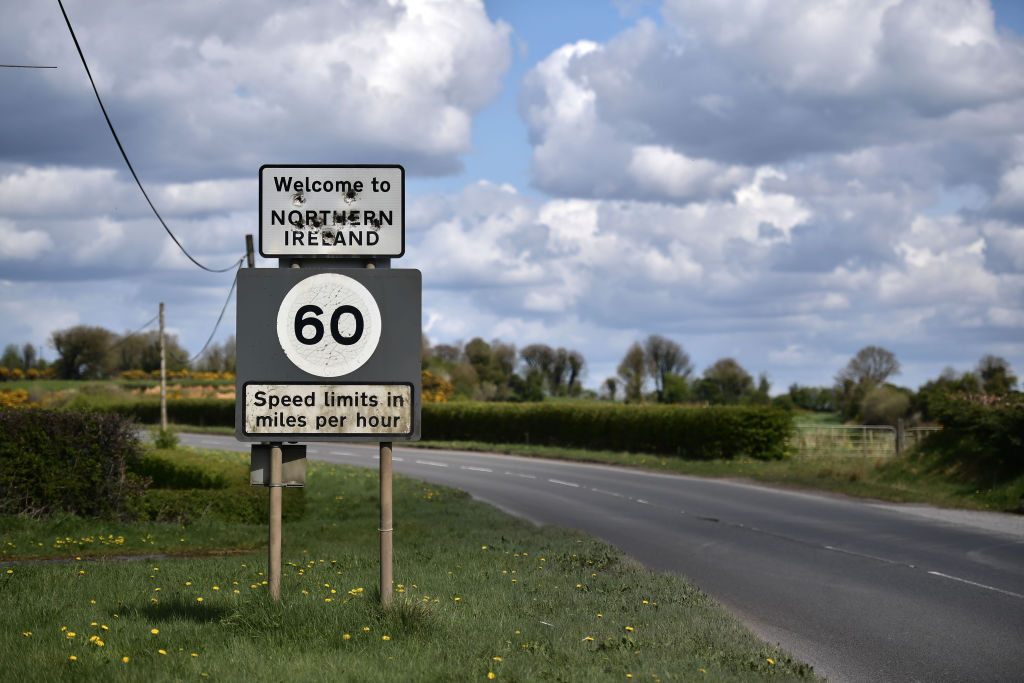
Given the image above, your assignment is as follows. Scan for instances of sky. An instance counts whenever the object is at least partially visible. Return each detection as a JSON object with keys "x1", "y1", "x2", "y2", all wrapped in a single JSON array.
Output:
[{"x1": 1, "y1": 0, "x2": 1023, "y2": 394}]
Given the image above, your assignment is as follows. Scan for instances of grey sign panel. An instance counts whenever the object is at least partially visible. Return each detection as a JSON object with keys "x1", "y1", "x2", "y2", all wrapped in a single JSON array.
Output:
[
  {"x1": 259, "y1": 164, "x2": 405, "y2": 258},
  {"x1": 235, "y1": 268, "x2": 421, "y2": 442}
]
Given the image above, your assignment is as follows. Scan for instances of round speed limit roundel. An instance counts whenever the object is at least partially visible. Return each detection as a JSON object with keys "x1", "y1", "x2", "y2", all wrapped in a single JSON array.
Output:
[{"x1": 275, "y1": 273, "x2": 382, "y2": 377}]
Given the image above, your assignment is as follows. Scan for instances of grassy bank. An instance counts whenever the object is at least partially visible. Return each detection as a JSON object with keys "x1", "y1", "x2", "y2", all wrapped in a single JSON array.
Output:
[{"x1": 1, "y1": 447, "x2": 815, "y2": 681}]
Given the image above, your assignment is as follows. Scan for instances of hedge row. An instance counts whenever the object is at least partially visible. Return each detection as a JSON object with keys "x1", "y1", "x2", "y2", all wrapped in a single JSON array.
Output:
[
  {"x1": 923, "y1": 393, "x2": 1024, "y2": 480},
  {"x1": 87, "y1": 398, "x2": 792, "y2": 460},
  {"x1": 0, "y1": 407, "x2": 304, "y2": 522},
  {"x1": 421, "y1": 402, "x2": 793, "y2": 460},
  {"x1": 0, "y1": 408, "x2": 146, "y2": 518},
  {"x1": 90, "y1": 398, "x2": 234, "y2": 427}
]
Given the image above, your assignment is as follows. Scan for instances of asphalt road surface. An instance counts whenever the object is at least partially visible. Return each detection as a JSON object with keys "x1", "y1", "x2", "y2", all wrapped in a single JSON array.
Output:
[{"x1": 182, "y1": 434, "x2": 1024, "y2": 682}]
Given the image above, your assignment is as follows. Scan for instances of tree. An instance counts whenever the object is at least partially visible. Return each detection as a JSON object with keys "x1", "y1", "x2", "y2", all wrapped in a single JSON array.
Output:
[
  {"x1": 21, "y1": 343, "x2": 37, "y2": 371},
  {"x1": 50, "y1": 325, "x2": 116, "y2": 379},
  {"x1": 836, "y1": 346, "x2": 900, "y2": 386},
  {"x1": 860, "y1": 385, "x2": 910, "y2": 426},
  {"x1": 112, "y1": 330, "x2": 189, "y2": 373},
  {"x1": 0, "y1": 344, "x2": 20, "y2": 370},
  {"x1": 196, "y1": 335, "x2": 236, "y2": 374},
  {"x1": 617, "y1": 342, "x2": 647, "y2": 402},
  {"x1": 835, "y1": 346, "x2": 900, "y2": 420},
  {"x1": 696, "y1": 358, "x2": 754, "y2": 404},
  {"x1": 643, "y1": 335, "x2": 692, "y2": 402},
  {"x1": 602, "y1": 377, "x2": 619, "y2": 401},
  {"x1": 566, "y1": 350, "x2": 586, "y2": 397},
  {"x1": 977, "y1": 355, "x2": 1017, "y2": 395}
]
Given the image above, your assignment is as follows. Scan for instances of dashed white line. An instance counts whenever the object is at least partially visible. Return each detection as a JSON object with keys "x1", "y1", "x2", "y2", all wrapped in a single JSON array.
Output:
[
  {"x1": 392, "y1": 456, "x2": 404, "y2": 462},
  {"x1": 591, "y1": 488, "x2": 625, "y2": 498},
  {"x1": 506, "y1": 472, "x2": 536, "y2": 479},
  {"x1": 415, "y1": 459, "x2": 449, "y2": 468},
  {"x1": 331, "y1": 450, "x2": 356, "y2": 457},
  {"x1": 927, "y1": 571, "x2": 1024, "y2": 599},
  {"x1": 548, "y1": 478, "x2": 580, "y2": 488},
  {"x1": 461, "y1": 466, "x2": 493, "y2": 472},
  {"x1": 636, "y1": 499, "x2": 650, "y2": 505}
]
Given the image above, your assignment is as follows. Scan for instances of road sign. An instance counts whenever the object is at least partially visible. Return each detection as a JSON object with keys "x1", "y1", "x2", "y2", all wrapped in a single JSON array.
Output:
[
  {"x1": 259, "y1": 164, "x2": 404, "y2": 258},
  {"x1": 235, "y1": 267, "x2": 421, "y2": 442}
]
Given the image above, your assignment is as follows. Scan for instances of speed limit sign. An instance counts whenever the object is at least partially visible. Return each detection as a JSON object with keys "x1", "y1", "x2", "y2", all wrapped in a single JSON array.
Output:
[
  {"x1": 276, "y1": 272, "x2": 382, "y2": 377},
  {"x1": 235, "y1": 267, "x2": 421, "y2": 442}
]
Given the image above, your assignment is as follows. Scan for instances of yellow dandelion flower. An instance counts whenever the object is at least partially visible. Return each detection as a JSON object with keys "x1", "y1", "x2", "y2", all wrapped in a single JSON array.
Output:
[
  {"x1": 196, "y1": 597, "x2": 203, "y2": 602},
  {"x1": 122, "y1": 656, "x2": 130, "y2": 663},
  {"x1": 101, "y1": 625, "x2": 108, "y2": 630},
  {"x1": 151, "y1": 628, "x2": 159, "y2": 634},
  {"x1": 185, "y1": 581, "x2": 192, "y2": 586},
  {"x1": 158, "y1": 649, "x2": 167, "y2": 655},
  {"x1": 382, "y1": 635, "x2": 390, "y2": 641},
  {"x1": 69, "y1": 656, "x2": 77, "y2": 661},
  {"x1": 213, "y1": 586, "x2": 220, "y2": 591},
  {"x1": 96, "y1": 640, "x2": 104, "y2": 647},
  {"x1": 625, "y1": 626, "x2": 634, "y2": 632},
  {"x1": 66, "y1": 631, "x2": 76, "y2": 639},
  {"x1": 191, "y1": 653, "x2": 198, "y2": 657},
  {"x1": 22, "y1": 632, "x2": 31, "y2": 637},
  {"x1": 767, "y1": 658, "x2": 775, "y2": 665},
  {"x1": 493, "y1": 656, "x2": 502, "y2": 661},
  {"x1": 488, "y1": 674, "x2": 495, "y2": 680},
  {"x1": 343, "y1": 634, "x2": 351, "y2": 640}
]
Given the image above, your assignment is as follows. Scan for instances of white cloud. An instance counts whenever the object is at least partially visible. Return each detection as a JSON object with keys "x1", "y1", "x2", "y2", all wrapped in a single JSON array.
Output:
[
  {"x1": 2, "y1": 0, "x2": 511, "y2": 176},
  {"x1": 0, "y1": 219, "x2": 54, "y2": 259}
]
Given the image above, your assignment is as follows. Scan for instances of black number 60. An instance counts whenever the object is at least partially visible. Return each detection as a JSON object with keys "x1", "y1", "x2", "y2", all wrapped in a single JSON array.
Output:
[{"x1": 294, "y1": 305, "x2": 363, "y2": 346}]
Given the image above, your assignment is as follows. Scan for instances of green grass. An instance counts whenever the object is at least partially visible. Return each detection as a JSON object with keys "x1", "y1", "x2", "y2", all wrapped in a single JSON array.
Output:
[{"x1": 1, "y1": 448, "x2": 816, "y2": 681}]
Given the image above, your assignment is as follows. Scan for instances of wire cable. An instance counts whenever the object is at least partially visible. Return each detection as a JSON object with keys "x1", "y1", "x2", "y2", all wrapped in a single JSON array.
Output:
[
  {"x1": 108, "y1": 313, "x2": 160, "y2": 351},
  {"x1": 56, "y1": 0, "x2": 240, "y2": 273},
  {"x1": 168, "y1": 258, "x2": 244, "y2": 366},
  {"x1": 0, "y1": 64, "x2": 58, "y2": 69}
]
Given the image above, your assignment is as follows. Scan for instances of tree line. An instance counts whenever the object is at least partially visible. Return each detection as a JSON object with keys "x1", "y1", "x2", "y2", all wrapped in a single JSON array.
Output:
[{"x1": 1, "y1": 325, "x2": 236, "y2": 380}]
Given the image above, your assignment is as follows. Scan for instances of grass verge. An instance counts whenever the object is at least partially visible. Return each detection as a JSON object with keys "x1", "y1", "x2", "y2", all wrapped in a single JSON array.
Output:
[{"x1": 1, "y1": 448, "x2": 816, "y2": 681}]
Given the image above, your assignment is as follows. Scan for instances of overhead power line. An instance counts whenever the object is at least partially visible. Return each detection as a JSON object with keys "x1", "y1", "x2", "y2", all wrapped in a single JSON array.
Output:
[
  {"x1": 0, "y1": 64, "x2": 58, "y2": 69},
  {"x1": 169, "y1": 259, "x2": 244, "y2": 366},
  {"x1": 56, "y1": 0, "x2": 241, "y2": 274},
  {"x1": 108, "y1": 313, "x2": 160, "y2": 351}
]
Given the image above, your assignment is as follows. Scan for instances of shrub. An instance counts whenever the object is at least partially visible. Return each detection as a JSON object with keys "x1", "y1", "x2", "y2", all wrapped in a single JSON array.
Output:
[
  {"x1": 922, "y1": 393, "x2": 1024, "y2": 480},
  {"x1": 422, "y1": 402, "x2": 792, "y2": 460},
  {"x1": 0, "y1": 408, "x2": 146, "y2": 519},
  {"x1": 151, "y1": 427, "x2": 179, "y2": 449}
]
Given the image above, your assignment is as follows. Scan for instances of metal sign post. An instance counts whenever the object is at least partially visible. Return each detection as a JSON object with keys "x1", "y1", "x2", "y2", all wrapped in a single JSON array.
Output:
[{"x1": 238, "y1": 164, "x2": 418, "y2": 604}]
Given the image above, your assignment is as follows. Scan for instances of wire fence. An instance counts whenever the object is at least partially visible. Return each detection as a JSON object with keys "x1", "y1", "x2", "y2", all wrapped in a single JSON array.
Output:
[{"x1": 787, "y1": 425, "x2": 942, "y2": 458}]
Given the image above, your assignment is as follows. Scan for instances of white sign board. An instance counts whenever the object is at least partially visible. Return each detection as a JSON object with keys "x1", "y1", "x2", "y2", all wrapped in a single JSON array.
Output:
[
  {"x1": 259, "y1": 164, "x2": 404, "y2": 258},
  {"x1": 243, "y1": 383, "x2": 413, "y2": 438}
]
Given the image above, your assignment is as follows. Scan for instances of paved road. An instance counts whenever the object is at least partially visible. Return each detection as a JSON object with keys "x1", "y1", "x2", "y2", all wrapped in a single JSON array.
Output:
[{"x1": 183, "y1": 434, "x2": 1024, "y2": 682}]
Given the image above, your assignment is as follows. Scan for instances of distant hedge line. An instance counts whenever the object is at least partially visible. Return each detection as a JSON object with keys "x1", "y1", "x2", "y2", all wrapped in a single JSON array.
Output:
[
  {"x1": 422, "y1": 403, "x2": 793, "y2": 460},
  {"x1": 89, "y1": 398, "x2": 792, "y2": 460}
]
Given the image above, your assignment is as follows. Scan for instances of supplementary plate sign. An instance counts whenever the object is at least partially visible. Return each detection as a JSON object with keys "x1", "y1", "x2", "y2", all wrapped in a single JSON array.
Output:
[{"x1": 259, "y1": 164, "x2": 404, "y2": 258}]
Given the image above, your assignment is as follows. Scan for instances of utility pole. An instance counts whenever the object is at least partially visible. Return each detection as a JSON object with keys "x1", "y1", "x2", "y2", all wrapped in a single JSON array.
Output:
[
  {"x1": 246, "y1": 234, "x2": 255, "y2": 268},
  {"x1": 159, "y1": 302, "x2": 167, "y2": 431}
]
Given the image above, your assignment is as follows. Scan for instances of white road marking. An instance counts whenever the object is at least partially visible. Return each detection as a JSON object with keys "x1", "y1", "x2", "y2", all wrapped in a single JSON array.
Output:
[
  {"x1": 415, "y1": 460, "x2": 449, "y2": 468},
  {"x1": 392, "y1": 456, "x2": 404, "y2": 462},
  {"x1": 636, "y1": 499, "x2": 650, "y2": 505},
  {"x1": 506, "y1": 472, "x2": 536, "y2": 479},
  {"x1": 331, "y1": 450, "x2": 356, "y2": 457},
  {"x1": 591, "y1": 488, "x2": 625, "y2": 498},
  {"x1": 548, "y1": 478, "x2": 580, "y2": 488},
  {"x1": 461, "y1": 466, "x2": 493, "y2": 472},
  {"x1": 927, "y1": 571, "x2": 1024, "y2": 599}
]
